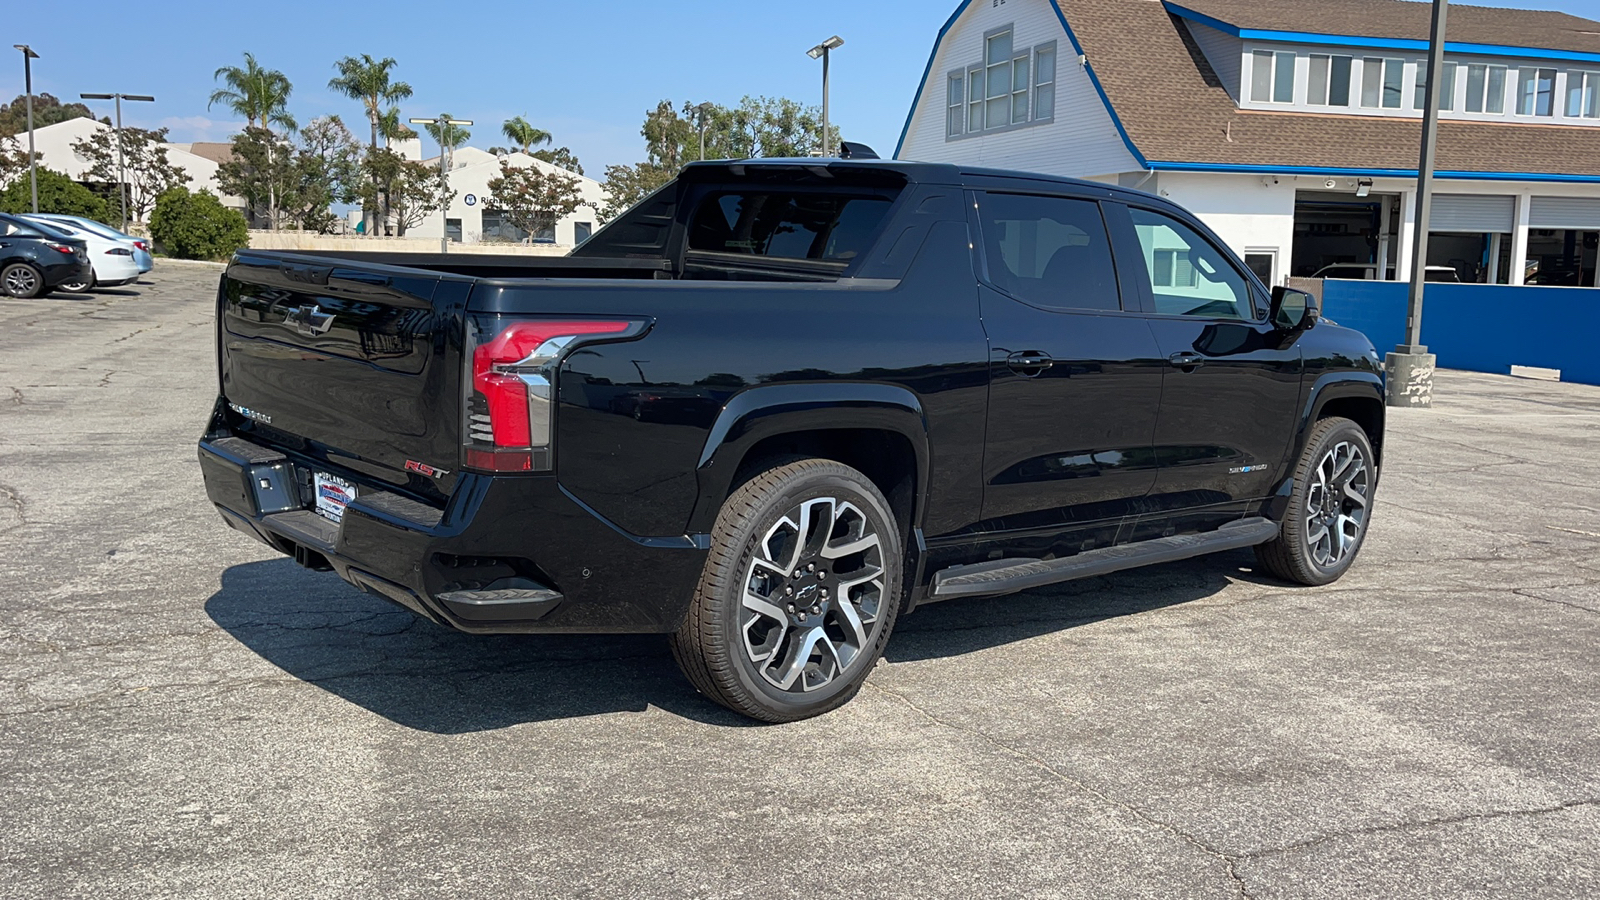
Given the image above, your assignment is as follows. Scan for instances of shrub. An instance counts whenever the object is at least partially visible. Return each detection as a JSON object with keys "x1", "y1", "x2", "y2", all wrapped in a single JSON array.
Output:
[
  {"x1": 149, "y1": 187, "x2": 248, "y2": 260},
  {"x1": 0, "y1": 167, "x2": 111, "y2": 221}
]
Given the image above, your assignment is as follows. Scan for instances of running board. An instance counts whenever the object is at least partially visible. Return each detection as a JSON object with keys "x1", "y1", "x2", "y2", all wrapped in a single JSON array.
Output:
[{"x1": 930, "y1": 517, "x2": 1281, "y2": 600}]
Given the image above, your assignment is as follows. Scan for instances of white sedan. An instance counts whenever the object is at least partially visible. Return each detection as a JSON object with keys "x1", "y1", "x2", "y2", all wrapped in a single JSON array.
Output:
[{"x1": 21, "y1": 216, "x2": 140, "y2": 292}]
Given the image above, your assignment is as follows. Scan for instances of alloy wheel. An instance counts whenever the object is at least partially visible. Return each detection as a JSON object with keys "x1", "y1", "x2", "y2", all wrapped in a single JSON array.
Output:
[
  {"x1": 1304, "y1": 440, "x2": 1370, "y2": 567},
  {"x1": 740, "y1": 496, "x2": 886, "y2": 693},
  {"x1": 4, "y1": 266, "x2": 40, "y2": 297}
]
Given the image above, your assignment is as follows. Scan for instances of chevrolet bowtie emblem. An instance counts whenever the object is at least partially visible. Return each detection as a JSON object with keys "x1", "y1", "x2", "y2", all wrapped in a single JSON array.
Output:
[{"x1": 284, "y1": 304, "x2": 335, "y2": 337}]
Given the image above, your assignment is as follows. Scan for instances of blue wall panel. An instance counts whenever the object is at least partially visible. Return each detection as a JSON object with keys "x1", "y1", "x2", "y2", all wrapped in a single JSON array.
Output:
[{"x1": 1321, "y1": 281, "x2": 1600, "y2": 386}]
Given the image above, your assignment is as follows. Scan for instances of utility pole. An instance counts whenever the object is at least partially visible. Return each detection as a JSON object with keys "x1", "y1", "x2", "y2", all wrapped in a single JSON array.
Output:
[
  {"x1": 1385, "y1": 0, "x2": 1448, "y2": 408},
  {"x1": 696, "y1": 102, "x2": 715, "y2": 161},
  {"x1": 13, "y1": 45, "x2": 40, "y2": 213},
  {"x1": 80, "y1": 92, "x2": 156, "y2": 230},
  {"x1": 807, "y1": 36, "x2": 844, "y2": 156},
  {"x1": 410, "y1": 115, "x2": 473, "y2": 254}
]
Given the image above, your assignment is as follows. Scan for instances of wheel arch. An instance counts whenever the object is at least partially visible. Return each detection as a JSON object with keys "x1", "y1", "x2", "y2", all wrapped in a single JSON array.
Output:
[
  {"x1": 1304, "y1": 373, "x2": 1386, "y2": 469},
  {"x1": 688, "y1": 383, "x2": 931, "y2": 543}
]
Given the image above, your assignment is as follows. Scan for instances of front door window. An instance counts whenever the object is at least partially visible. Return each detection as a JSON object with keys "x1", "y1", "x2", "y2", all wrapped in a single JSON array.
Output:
[{"x1": 1128, "y1": 208, "x2": 1256, "y2": 320}]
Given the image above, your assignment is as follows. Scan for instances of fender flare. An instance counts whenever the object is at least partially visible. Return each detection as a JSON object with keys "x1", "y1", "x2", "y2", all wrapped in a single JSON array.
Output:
[
  {"x1": 687, "y1": 382, "x2": 932, "y2": 536},
  {"x1": 1267, "y1": 372, "x2": 1386, "y2": 520}
]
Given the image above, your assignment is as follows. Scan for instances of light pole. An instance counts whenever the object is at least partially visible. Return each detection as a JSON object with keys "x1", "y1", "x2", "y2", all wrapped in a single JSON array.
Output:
[
  {"x1": 13, "y1": 45, "x2": 40, "y2": 213},
  {"x1": 1385, "y1": 0, "x2": 1448, "y2": 409},
  {"x1": 409, "y1": 115, "x2": 473, "y2": 254},
  {"x1": 807, "y1": 36, "x2": 844, "y2": 156},
  {"x1": 80, "y1": 92, "x2": 156, "y2": 231}
]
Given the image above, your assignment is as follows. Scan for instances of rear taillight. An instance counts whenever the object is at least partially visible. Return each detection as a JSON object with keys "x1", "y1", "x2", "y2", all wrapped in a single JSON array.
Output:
[
  {"x1": 463, "y1": 318, "x2": 640, "y2": 473},
  {"x1": 133, "y1": 240, "x2": 149, "y2": 251},
  {"x1": 47, "y1": 243, "x2": 75, "y2": 254}
]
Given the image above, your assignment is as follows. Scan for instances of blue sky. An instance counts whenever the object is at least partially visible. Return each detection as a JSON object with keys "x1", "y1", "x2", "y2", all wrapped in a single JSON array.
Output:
[{"x1": 5, "y1": 0, "x2": 1599, "y2": 173}]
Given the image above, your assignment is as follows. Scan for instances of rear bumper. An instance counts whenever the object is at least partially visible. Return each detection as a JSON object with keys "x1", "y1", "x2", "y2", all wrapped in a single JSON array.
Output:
[{"x1": 198, "y1": 433, "x2": 709, "y2": 634}]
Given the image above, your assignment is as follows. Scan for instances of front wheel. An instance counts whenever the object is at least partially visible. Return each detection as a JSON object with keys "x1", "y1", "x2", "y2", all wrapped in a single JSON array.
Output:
[
  {"x1": 671, "y1": 458, "x2": 903, "y2": 722},
  {"x1": 1255, "y1": 416, "x2": 1376, "y2": 585}
]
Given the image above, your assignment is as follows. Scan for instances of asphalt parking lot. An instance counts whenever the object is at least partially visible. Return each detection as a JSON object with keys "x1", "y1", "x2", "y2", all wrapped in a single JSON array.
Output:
[{"x1": 2, "y1": 265, "x2": 1597, "y2": 899}]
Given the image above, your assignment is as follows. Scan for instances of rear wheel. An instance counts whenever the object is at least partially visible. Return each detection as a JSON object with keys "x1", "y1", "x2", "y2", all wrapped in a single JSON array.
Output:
[
  {"x1": 1255, "y1": 416, "x2": 1376, "y2": 585},
  {"x1": 2, "y1": 263, "x2": 45, "y2": 299},
  {"x1": 57, "y1": 272, "x2": 96, "y2": 293},
  {"x1": 671, "y1": 458, "x2": 903, "y2": 722}
]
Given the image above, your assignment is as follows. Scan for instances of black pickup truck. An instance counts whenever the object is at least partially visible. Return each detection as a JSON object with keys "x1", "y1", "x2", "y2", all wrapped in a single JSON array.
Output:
[{"x1": 198, "y1": 158, "x2": 1384, "y2": 721}]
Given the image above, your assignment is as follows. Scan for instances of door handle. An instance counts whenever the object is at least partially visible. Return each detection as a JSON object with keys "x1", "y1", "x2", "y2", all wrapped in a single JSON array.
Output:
[
  {"x1": 1006, "y1": 350, "x2": 1054, "y2": 376},
  {"x1": 1168, "y1": 351, "x2": 1206, "y2": 370}
]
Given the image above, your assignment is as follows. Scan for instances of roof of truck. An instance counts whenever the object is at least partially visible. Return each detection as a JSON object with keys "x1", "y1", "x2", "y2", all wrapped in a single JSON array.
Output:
[{"x1": 677, "y1": 157, "x2": 1156, "y2": 200}]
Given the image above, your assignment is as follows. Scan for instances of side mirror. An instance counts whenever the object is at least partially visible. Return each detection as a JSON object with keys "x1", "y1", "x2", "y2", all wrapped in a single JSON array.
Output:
[{"x1": 1270, "y1": 286, "x2": 1317, "y2": 332}]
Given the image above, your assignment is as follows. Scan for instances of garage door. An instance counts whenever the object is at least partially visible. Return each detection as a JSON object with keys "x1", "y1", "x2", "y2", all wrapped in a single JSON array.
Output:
[
  {"x1": 1429, "y1": 194, "x2": 1516, "y2": 232},
  {"x1": 1529, "y1": 197, "x2": 1600, "y2": 229}
]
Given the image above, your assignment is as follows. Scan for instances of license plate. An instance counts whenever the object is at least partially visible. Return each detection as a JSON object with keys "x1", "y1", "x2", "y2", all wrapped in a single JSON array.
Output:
[{"x1": 313, "y1": 472, "x2": 357, "y2": 523}]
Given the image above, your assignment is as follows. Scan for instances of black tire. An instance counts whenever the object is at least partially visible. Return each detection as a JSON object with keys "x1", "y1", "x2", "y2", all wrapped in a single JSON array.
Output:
[
  {"x1": 2, "y1": 263, "x2": 45, "y2": 299},
  {"x1": 57, "y1": 272, "x2": 96, "y2": 294},
  {"x1": 1256, "y1": 417, "x2": 1377, "y2": 586},
  {"x1": 671, "y1": 457, "x2": 903, "y2": 722}
]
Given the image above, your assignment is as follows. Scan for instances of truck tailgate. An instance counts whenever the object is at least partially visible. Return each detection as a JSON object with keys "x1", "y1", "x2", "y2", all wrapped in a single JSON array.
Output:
[{"x1": 218, "y1": 252, "x2": 471, "y2": 496}]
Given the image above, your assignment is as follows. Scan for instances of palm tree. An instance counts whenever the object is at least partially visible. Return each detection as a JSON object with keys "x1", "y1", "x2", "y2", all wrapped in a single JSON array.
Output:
[
  {"x1": 425, "y1": 113, "x2": 471, "y2": 154},
  {"x1": 501, "y1": 116, "x2": 551, "y2": 155},
  {"x1": 209, "y1": 53, "x2": 296, "y2": 230},
  {"x1": 329, "y1": 54, "x2": 413, "y2": 233},
  {"x1": 377, "y1": 107, "x2": 416, "y2": 147},
  {"x1": 209, "y1": 52, "x2": 297, "y2": 133}
]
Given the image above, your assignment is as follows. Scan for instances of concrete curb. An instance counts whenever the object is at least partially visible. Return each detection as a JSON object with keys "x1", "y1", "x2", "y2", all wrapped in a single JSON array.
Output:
[{"x1": 152, "y1": 258, "x2": 228, "y2": 270}]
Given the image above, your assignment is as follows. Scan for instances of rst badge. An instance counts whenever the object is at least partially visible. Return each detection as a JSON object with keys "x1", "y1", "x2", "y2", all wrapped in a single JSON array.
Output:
[{"x1": 405, "y1": 459, "x2": 451, "y2": 479}]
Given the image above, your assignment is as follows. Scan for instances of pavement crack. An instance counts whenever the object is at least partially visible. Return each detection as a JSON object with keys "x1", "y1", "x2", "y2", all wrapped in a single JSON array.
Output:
[
  {"x1": 8, "y1": 386, "x2": 21, "y2": 405},
  {"x1": 97, "y1": 370, "x2": 115, "y2": 388},
  {"x1": 1512, "y1": 587, "x2": 1600, "y2": 616},
  {"x1": 864, "y1": 680, "x2": 1254, "y2": 900},
  {"x1": 1243, "y1": 798, "x2": 1600, "y2": 860}
]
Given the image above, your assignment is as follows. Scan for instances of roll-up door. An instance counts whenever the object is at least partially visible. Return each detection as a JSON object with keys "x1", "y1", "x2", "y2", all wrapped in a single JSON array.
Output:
[
  {"x1": 1428, "y1": 194, "x2": 1516, "y2": 232},
  {"x1": 1529, "y1": 197, "x2": 1600, "y2": 229}
]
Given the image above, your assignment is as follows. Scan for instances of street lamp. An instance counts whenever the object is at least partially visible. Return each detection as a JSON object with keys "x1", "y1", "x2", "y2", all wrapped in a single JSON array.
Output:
[
  {"x1": 13, "y1": 45, "x2": 40, "y2": 214},
  {"x1": 807, "y1": 35, "x2": 844, "y2": 157},
  {"x1": 80, "y1": 92, "x2": 156, "y2": 231},
  {"x1": 409, "y1": 115, "x2": 473, "y2": 254}
]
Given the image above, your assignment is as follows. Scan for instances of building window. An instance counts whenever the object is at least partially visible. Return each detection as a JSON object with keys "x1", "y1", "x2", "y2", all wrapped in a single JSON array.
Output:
[
  {"x1": 1567, "y1": 70, "x2": 1599, "y2": 119},
  {"x1": 1361, "y1": 57, "x2": 1405, "y2": 109},
  {"x1": 986, "y1": 30, "x2": 1014, "y2": 129},
  {"x1": 482, "y1": 209, "x2": 529, "y2": 243},
  {"x1": 1308, "y1": 54, "x2": 1353, "y2": 107},
  {"x1": 574, "y1": 222, "x2": 593, "y2": 244},
  {"x1": 947, "y1": 73, "x2": 964, "y2": 136},
  {"x1": 1034, "y1": 44, "x2": 1056, "y2": 120},
  {"x1": 1465, "y1": 64, "x2": 1507, "y2": 113},
  {"x1": 445, "y1": 218, "x2": 462, "y2": 243},
  {"x1": 944, "y1": 29, "x2": 1056, "y2": 138},
  {"x1": 1251, "y1": 50, "x2": 1296, "y2": 103},
  {"x1": 1415, "y1": 61, "x2": 1456, "y2": 111},
  {"x1": 1516, "y1": 67, "x2": 1557, "y2": 116}
]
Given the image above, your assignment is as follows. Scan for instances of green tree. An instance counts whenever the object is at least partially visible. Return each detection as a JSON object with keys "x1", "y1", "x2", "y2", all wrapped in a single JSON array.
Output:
[
  {"x1": 149, "y1": 187, "x2": 248, "y2": 260},
  {"x1": 501, "y1": 116, "x2": 551, "y2": 154},
  {"x1": 377, "y1": 107, "x2": 416, "y2": 147},
  {"x1": 423, "y1": 113, "x2": 470, "y2": 155},
  {"x1": 530, "y1": 146, "x2": 583, "y2": 175},
  {"x1": 0, "y1": 168, "x2": 110, "y2": 220},
  {"x1": 486, "y1": 160, "x2": 584, "y2": 242},
  {"x1": 0, "y1": 135, "x2": 38, "y2": 189},
  {"x1": 208, "y1": 53, "x2": 297, "y2": 132},
  {"x1": 288, "y1": 116, "x2": 363, "y2": 232},
  {"x1": 71, "y1": 126, "x2": 191, "y2": 225},
  {"x1": 597, "y1": 162, "x2": 673, "y2": 224},
  {"x1": 215, "y1": 127, "x2": 294, "y2": 229},
  {"x1": 359, "y1": 148, "x2": 449, "y2": 237},
  {"x1": 329, "y1": 54, "x2": 413, "y2": 233},
  {"x1": 0, "y1": 93, "x2": 106, "y2": 137}
]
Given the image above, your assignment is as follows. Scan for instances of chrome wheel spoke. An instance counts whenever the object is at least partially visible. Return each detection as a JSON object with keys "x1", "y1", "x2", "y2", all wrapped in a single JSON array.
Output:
[{"x1": 1304, "y1": 437, "x2": 1371, "y2": 569}]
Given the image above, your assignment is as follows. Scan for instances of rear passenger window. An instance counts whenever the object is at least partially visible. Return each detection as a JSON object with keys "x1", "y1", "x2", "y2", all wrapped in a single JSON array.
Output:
[
  {"x1": 976, "y1": 193, "x2": 1121, "y2": 311},
  {"x1": 687, "y1": 191, "x2": 894, "y2": 262}
]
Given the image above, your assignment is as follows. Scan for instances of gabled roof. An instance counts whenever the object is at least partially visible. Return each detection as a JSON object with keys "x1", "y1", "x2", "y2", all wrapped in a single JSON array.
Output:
[
  {"x1": 1167, "y1": 0, "x2": 1600, "y2": 56},
  {"x1": 1058, "y1": 0, "x2": 1600, "y2": 179}
]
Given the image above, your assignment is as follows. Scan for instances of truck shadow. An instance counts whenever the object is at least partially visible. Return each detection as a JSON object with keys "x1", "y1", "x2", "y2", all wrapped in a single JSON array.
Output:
[{"x1": 206, "y1": 552, "x2": 1270, "y2": 733}]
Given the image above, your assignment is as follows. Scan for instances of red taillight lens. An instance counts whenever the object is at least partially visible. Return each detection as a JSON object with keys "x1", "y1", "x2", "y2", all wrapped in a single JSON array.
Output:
[
  {"x1": 48, "y1": 243, "x2": 75, "y2": 254},
  {"x1": 133, "y1": 240, "x2": 149, "y2": 251},
  {"x1": 464, "y1": 319, "x2": 634, "y2": 473}
]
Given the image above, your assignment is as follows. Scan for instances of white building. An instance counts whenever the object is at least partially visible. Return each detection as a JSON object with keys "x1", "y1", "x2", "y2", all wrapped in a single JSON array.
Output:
[
  {"x1": 22, "y1": 117, "x2": 243, "y2": 217},
  {"x1": 898, "y1": 0, "x2": 1600, "y2": 287},
  {"x1": 402, "y1": 146, "x2": 604, "y2": 247}
]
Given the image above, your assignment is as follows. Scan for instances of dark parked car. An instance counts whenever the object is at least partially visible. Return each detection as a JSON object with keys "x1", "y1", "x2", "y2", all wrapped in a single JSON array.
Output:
[
  {"x1": 198, "y1": 157, "x2": 1385, "y2": 722},
  {"x1": 0, "y1": 213, "x2": 92, "y2": 298}
]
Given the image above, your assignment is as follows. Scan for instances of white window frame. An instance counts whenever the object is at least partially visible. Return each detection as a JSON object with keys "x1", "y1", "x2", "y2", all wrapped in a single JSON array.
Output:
[
  {"x1": 1361, "y1": 57, "x2": 1405, "y2": 109},
  {"x1": 1308, "y1": 54, "x2": 1354, "y2": 107},
  {"x1": 1567, "y1": 70, "x2": 1600, "y2": 119},
  {"x1": 1515, "y1": 66, "x2": 1558, "y2": 117},
  {"x1": 1415, "y1": 60, "x2": 1457, "y2": 111},
  {"x1": 1251, "y1": 50, "x2": 1297, "y2": 104},
  {"x1": 943, "y1": 27, "x2": 1057, "y2": 141},
  {"x1": 1463, "y1": 63, "x2": 1509, "y2": 115}
]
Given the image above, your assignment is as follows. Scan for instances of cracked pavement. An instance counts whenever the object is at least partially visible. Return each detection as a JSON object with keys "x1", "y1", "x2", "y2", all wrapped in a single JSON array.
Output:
[{"x1": 2, "y1": 266, "x2": 1598, "y2": 898}]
